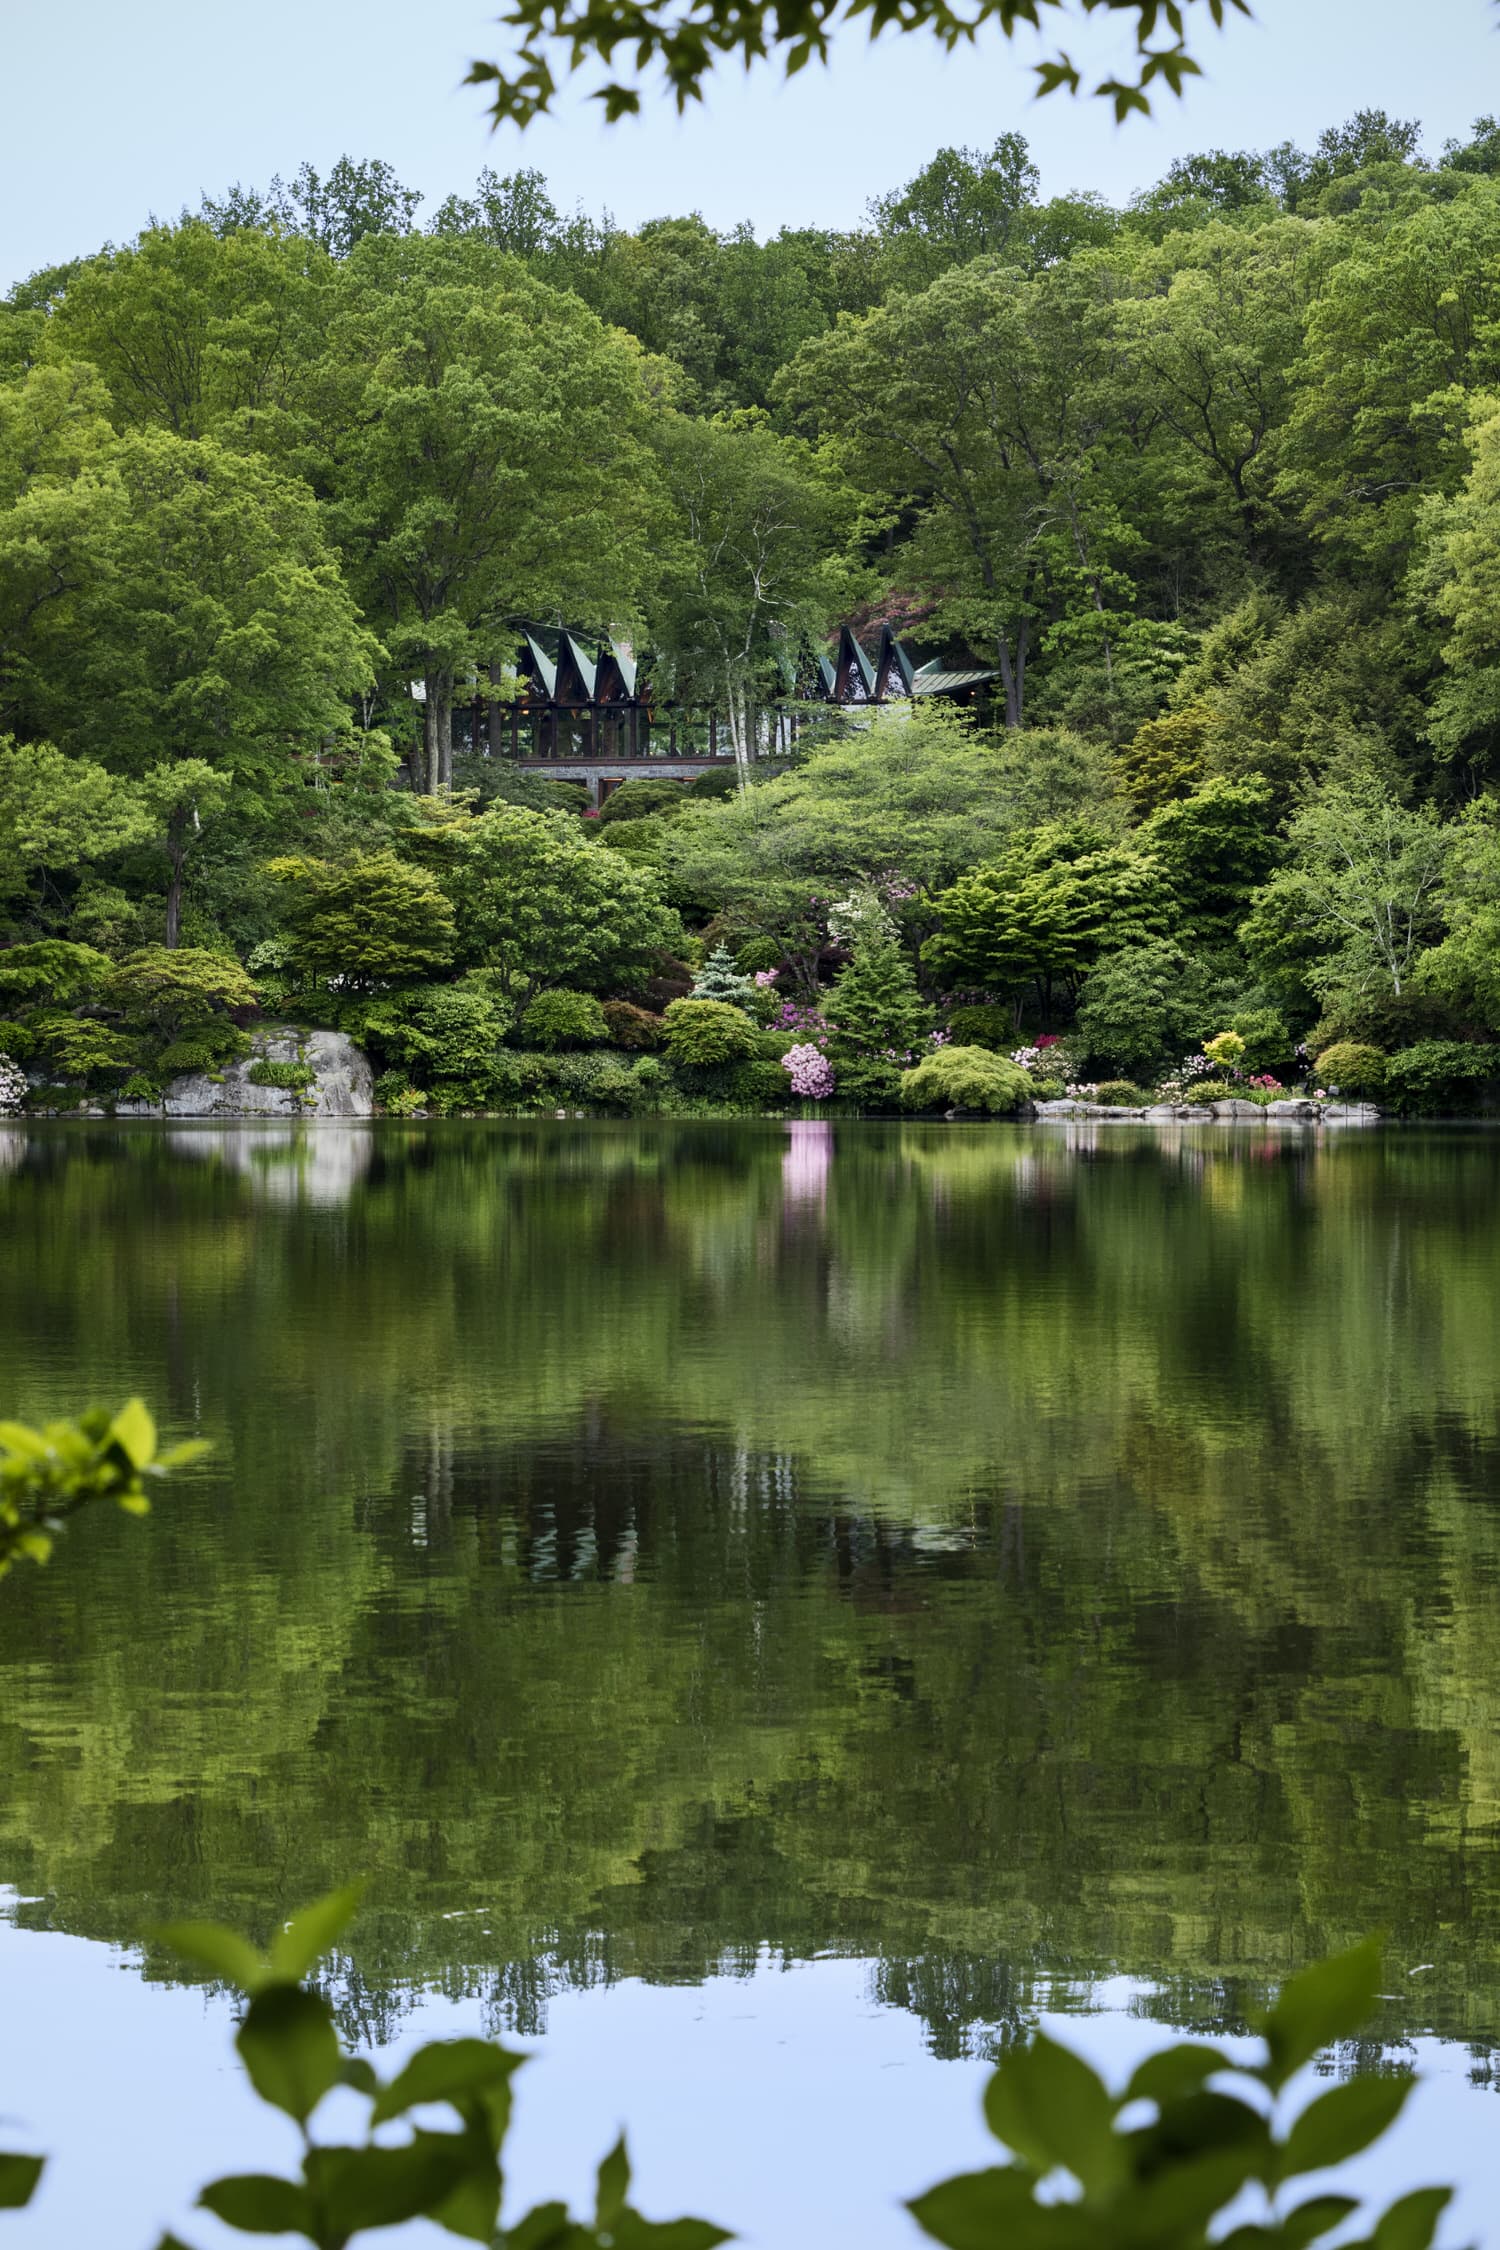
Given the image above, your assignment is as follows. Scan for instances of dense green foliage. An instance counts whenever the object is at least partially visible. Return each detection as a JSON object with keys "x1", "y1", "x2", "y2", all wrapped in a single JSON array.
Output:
[{"x1": 13, "y1": 117, "x2": 1500, "y2": 1110}]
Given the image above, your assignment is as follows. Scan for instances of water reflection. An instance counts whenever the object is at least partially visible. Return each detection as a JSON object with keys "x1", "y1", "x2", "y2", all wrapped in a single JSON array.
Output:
[{"x1": 2, "y1": 1119, "x2": 1500, "y2": 2084}]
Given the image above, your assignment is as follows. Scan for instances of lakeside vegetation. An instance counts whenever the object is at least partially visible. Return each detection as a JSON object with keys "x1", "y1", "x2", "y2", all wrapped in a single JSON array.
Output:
[{"x1": 8, "y1": 115, "x2": 1500, "y2": 1114}]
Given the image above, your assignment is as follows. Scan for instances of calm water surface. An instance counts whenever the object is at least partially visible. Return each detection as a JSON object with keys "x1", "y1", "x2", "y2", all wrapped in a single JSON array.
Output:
[{"x1": 4, "y1": 1117, "x2": 1500, "y2": 2246}]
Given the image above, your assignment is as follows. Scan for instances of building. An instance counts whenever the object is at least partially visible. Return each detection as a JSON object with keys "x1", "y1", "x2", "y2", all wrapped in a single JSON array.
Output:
[{"x1": 454, "y1": 624, "x2": 995, "y2": 803}]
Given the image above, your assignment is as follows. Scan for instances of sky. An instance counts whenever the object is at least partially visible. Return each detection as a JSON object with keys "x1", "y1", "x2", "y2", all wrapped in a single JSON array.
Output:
[{"x1": 1, "y1": 0, "x2": 1497, "y2": 288}]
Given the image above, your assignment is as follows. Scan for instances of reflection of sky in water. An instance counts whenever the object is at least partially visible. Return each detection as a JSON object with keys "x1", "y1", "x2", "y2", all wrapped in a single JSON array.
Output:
[{"x1": 5, "y1": 1919, "x2": 1493, "y2": 2250}]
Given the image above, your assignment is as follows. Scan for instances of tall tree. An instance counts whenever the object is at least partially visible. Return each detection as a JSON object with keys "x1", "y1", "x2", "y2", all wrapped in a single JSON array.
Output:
[{"x1": 314, "y1": 236, "x2": 662, "y2": 793}]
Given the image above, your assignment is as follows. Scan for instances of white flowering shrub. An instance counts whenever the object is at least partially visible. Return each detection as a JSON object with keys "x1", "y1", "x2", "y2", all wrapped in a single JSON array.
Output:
[{"x1": 0, "y1": 1056, "x2": 27, "y2": 1116}]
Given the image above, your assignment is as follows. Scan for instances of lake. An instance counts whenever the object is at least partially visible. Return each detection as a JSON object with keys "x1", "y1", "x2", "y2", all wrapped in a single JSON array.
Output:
[{"x1": 4, "y1": 1117, "x2": 1500, "y2": 2247}]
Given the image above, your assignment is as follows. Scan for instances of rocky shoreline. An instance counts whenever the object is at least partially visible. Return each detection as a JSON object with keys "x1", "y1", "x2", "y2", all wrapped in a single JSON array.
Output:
[{"x1": 1031, "y1": 1098, "x2": 1381, "y2": 1124}]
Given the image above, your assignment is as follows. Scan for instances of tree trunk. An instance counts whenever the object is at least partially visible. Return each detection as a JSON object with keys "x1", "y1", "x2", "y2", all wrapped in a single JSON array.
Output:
[
  {"x1": 424, "y1": 671, "x2": 453, "y2": 793},
  {"x1": 994, "y1": 621, "x2": 1029, "y2": 731},
  {"x1": 164, "y1": 811, "x2": 186, "y2": 951}
]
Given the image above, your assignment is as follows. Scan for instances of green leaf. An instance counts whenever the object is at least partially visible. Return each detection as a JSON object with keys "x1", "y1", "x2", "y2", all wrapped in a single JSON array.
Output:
[
  {"x1": 502, "y1": 2199, "x2": 575, "y2": 2249},
  {"x1": 1280, "y1": 2074, "x2": 1413, "y2": 2181},
  {"x1": 1120, "y1": 2144, "x2": 1268, "y2": 2239},
  {"x1": 152, "y1": 1919, "x2": 267, "y2": 1992},
  {"x1": 0, "y1": 1422, "x2": 50, "y2": 1461},
  {"x1": 307, "y1": 2138, "x2": 478, "y2": 2234},
  {"x1": 1280, "y1": 2195, "x2": 1362, "y2": 2248},
  {"x1": 370, "y1": 2036, "x2": 523, "y2": 2126},
  {"x1": 339, "y1": 2056, "x2": 379, "y2": 2096},
  {"x1": 1124, "y1": 2043, "x2": 1233, "y2": 2107},
  {"x1": 430, "y1": 2160, "x2": 503, "y2": 2243},
  {"x1": 1260, "y1": 1941, "x2": 1383, "y2": 2090},
  {"x1": 108, "y1": 1397, "x2": 157, "y2": 1468},
  {"x1": 596, "y1": 2135, "x2": 630, "y2": 2230},
  {"x1": 607, "y1": 2222, "x2": 731, "y2": 2250},
  {"x1": 907, "y1": 2167, "x2": 1043, "y2": 2248},
  {"x1": 236, "y1": 1985, "x2": 342, "y2": 2124},
  {"x1": 268, "y1": 1883, "x2": 365, "y2": 1983},
  {"x1": 0, "y1": 2154, "x2": 43, "y2": 2208},
  {"x1": 1368, "y1": 2187, "x2": 1454, "y2": 2250},
  {"x1": 198, "y1": 2173, "x2": 313, "y2": 2234},
  {"x1": 983, "y1": 2032, "x2": 1123, "y2": 2191}
]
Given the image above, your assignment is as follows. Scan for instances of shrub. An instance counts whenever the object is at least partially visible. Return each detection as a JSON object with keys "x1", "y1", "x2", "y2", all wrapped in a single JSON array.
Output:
[
  {"x1": 521, "y1": 989, "x2": 610, "y2": 1051},
  {"x1": 598, "y1": 777, "x2": 687, "y2": 823},
  {"x1": 734, "y1": 936, "x2": 784, "y2": 973},
  {"x1": 724, "y1": 1058, "x2": 793, "y2": 1108},
  {"x1": 119, "y1": 1072, "x2": 161, "y2": 1103},
  {"x1": 1383, "y1": 1039, "x2": 1500, "y2": 1115},
  {"x1": 943, "y1": 1003, "x2": 1013, "y2": 1051},
  {"x1": 358, "y1": 978, "x2": 515, "y2": 1090},
  {"x1": 781, "y1": 1042, "x2": 835, "y2": 1099},
  {"x1": 1202, "y1": 1029, "x2": 1247, "y2": 1075},
  {"x1": 1227, "y1": 1005, "x2": 1293, "y2": 1076},
  {"x1": 690, "y1": 944, "x2": 758, "y2": 1010},
  {"x1": 247, "y1": 1058, "x2": 315, "y2": 1091},
  {"x1": 1092, "y1": 1080, "x2": 1151, "y2": 1107},
  {"x1": 268, "y1": 853, "x2": 456, "y2": 988},
  {"x1": 684, "y1": 766, "x2": 739, "y2": 798},
  {"x1": 662, "y1": 997, "x2": 761, "y2": 1066},
  {"x1": 1182, "y1": 1078, "x2": 1237, "y2": 1105},
  {"x1": 825, "y1": 940, "x2": 931, "y2": 1104},
  {"x1": 1313, "y1": 1041, "x2": 1387, "y2": 1096},
  {"x1": 900, "y1": 1046, "x2": 1032, "y2": 1115},
  {"x1": 0, "y1": 1054, "x2": 25, "y2": 1114},
  {"x1": 155, "y1": 1030, "x2": 248, "y2": 1075},
  {"x1": 602, "y1": 999, "x2": 664, "y2": 1050}
]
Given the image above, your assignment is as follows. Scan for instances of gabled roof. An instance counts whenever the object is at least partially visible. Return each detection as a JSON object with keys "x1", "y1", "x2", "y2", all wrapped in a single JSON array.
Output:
[
  {"x1": 562, "y1": 633, "x2": 598, "y2": 700},
  {"x1": 521, "y1": 633, "x2": 557, "y2": 698},
  {"x1": 874, "y1": 625, "x2": 916, "y2": 699},
  {"x1": 910, "y1": 664, "x2": 995, "y2": 696}
]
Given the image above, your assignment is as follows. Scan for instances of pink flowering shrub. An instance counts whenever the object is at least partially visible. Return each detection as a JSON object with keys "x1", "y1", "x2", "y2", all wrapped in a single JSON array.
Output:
[
  {"x1": 782, "y1": 1042, "x2": 835, "y2": 1100},
  {"x1": 773, "y1": 1001, "x2": 828, "y2": 1037},
  {"x1": 753, "y1": 969, "x2": 780, "y2": 988}
]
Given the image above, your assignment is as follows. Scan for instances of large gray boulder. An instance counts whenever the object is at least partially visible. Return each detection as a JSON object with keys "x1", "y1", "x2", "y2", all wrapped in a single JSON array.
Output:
[{"x1": 124, "y1": 1025, "x2": 375, "y2": 1119}]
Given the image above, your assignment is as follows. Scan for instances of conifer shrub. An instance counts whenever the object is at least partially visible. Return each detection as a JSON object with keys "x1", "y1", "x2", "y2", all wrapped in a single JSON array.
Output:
[
  {"x1": 602, "y1": 1000, "x2": 664, "y2": 1049},
  {"x1": 825, "y1": 939, "x2": 932, "y2": 1105},
  {"x1": 689, "y1": 944, "x2": 758, "y2": 1010},
  {"x1": 1091, "y1": 1080, "x2": 1151, "y2": 1107},
  {"x1": 900, "y1": 1046, "x2": 1032, "y2": 1115},
  {"x1": 943, "y1": 1003, "x2": 1013, "y2": 1051},
  {"x1": 1312, "y1": 1041, "x2": 1387, "y2": 1096},
  {"x1": 661, "y1": 997, "x2": 761, "y2": 1065},
  {"x1": 521, "y1": 989, "x2": 610, "y2": 1051}
]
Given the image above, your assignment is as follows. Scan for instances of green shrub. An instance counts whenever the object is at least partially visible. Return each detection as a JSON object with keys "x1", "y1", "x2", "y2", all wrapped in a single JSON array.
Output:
[
  {"x1": 662, "y1": 997, "x2": 761, "y2": 1066},
  {"x1": 521, "y1": 989, "x2": 610, "y2": 1051},
  {"x1": 247, "y1": 1058, "x2": 315, "y2": 1091},
  {"x1": 602, "y1": 999, "x2": 664, "y2": 1050},
  {"x1": 734, "y1": 936, "x2": 784, "y2": 973},
  {"x1": 1092, "y1": 1080, "x2": 1151, "y2": 1107},
  {"x1": 596, "y1": 815, "x2": 668, "y2": 858},
  {"x1": 1182, "y1": 1078, "x2": 1236, "y2": 1105},
  {"x1": 1383, "y1": 1039, "x2": 1500, "y2": 1115},
  {"x1": 1227, "y1": 1005, "x2": 1293, "y2": 1076},
  {"x1": 1312, "y1": 1041, "x2": 1387, "y2": 1096},
  {"x1": 119, "y1": 1072, "x2": 161, "y2": 1103},
  {"x1": 943, "y1": 1003, "x2": 1013, "y2": 1051},
  {"x1": 900, "y1": 1045, "x2": 1032, "y2": 1115},
  {"x1": 723, "y1": 1058, "x2": 793, "y2": 1108},
  {"x1": 358, "y1": 978, "x2": 515, "y2": 1087},
  {"x1": 374, "y1": 1069, "x2": 421, "y2": 1112},
  {"x1": 598, "y1": 777, "x2": 687, "y2": 823},
  {"x1": 155, "y1": 1030, "x2": 248, "y2": 1075},
  {"x1": 684, "y1": 766, "x2": 739, "y2": 798}
]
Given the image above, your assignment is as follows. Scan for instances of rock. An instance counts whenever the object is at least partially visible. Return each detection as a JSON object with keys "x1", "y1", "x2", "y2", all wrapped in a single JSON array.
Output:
[
  {"x1": 161, "y1": 1025, "x2": 374, "y2": 1119},
  {"x1": 1210, "y1": 1099, "x2": 1263, "y2": 1119},
  {"x1": 1264, "y1": 1099, "x2": 1316, "y2": 1120},
  {"x1": 1143, "y1": 1105, "x2": 1182, "y2": 1121},
  {"x1": 1321, "y1": 1101, "x2": 1381, "y2": 1125},
  {"x1": 1034, "y1": 1100, "x2": 1085, "y2": 1117}
]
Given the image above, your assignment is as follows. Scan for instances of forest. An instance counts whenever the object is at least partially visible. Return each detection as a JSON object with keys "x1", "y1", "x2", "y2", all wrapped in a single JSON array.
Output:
[{"x1": 7, "y1": 108, "x2": 1500, "y2": 1116}]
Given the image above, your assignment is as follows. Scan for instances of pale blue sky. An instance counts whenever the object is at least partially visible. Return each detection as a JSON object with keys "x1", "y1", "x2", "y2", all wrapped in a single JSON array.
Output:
[{"x1": 1, "y1": 0, "x2": 1497, "y2": 289}]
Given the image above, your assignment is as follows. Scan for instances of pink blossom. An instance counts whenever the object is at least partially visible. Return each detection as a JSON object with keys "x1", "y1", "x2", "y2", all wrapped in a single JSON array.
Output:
[
  {"x1": 782, "y1": 1042, "x2": 835, "y2": 1100},
  {"x1": 754, "y1": 968, "x2": 780, "y2": 987}
]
